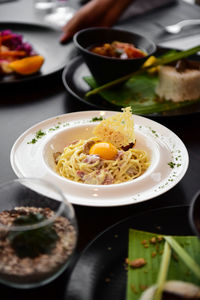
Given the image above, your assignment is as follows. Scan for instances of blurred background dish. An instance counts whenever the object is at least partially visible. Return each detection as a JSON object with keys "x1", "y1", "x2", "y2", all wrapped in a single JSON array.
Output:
[
  {"x1": 62, "y1": 47, "x2": 200, "y2": 117},
  {"x1": 42, "y1": 0, "x2": 76, "y2": 27},
  {"x1": 0, "y1": 22, "x2": 74, "y2": 84},
  {"x1": 0, "y1": 178, "x2": 77, "y2": 288},
  {"x1": 73, "y1": 27, "x2": 156, "y2": 84}
]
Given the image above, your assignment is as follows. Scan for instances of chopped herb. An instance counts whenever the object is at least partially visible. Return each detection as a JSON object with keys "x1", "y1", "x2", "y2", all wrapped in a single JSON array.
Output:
[
  {"x1": 27, "y1": 138, "x2": 37, "y2": 144},
  {"x1": 90, "y1": 116, "x2": 103, "y2": 122},
  {"x1": 168, "y1": 161, "x2": 182, "y2": 169},
  {"x1": 27, "y1": 130, "x2": 46, "y2": 144},
  {"x1": 36, "y1": 130, "x2": 46, "y2": 139},
  {"x1": 168, "y1": 161, "x2": 176, "y2": 168}
]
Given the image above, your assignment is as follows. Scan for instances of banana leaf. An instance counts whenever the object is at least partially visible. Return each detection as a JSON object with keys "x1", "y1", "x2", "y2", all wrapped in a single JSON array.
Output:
[
  {"x1": 84, "y1": 74, "x2": 200, "y2": 115},
  {"x1": 126, "y1": 229, "x2": 200, "y2": 300}
]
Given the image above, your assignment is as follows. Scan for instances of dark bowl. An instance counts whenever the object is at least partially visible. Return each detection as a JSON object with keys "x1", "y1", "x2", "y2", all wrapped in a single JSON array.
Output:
[
  {"x1": 189, "y1": 190, "x2": 200, "y2": 238},
  {"x1": 73, "y1": 27, "x2": 156, "y2": 85}
]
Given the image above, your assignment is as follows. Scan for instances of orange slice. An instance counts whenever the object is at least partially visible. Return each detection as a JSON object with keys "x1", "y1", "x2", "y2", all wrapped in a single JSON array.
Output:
[{"x1": 8, "y1": 55, "x2": 44, "y2": 75}]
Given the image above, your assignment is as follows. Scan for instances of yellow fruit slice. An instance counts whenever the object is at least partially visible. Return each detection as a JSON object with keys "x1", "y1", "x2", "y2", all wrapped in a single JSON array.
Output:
[
  {"x1": 143, "y1": 55, "x2": 159, "y2": 74},
  {"x1": 8, "y1": 55, "x2": 44, "y2": 75}
]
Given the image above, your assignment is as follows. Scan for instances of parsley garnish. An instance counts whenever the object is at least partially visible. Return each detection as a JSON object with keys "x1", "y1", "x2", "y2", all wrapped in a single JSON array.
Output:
[
  {"x1": 168, "y1": 162, "x2": 176, "y2": 169},
  {"x1": 36, "y1": 130, "x2": 46, "y2": 139},
  {"x1": 27, "y1": 130, "x2": 46, "y2": 144},
  {"x1": 90, "y1": 116, "x2": 103, "y2": 122},
  {"x1": 168, "y1": 161, "x2": 181, "y2": 169},
  {"x1": 27, "y1": 138, "x2": 37, "y2": 144}
]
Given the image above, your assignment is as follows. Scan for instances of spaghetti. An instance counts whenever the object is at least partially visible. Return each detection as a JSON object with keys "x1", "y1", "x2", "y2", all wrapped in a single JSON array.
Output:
[{"x1": 55, "y1": 137, "x2": 149, "y2": 185}]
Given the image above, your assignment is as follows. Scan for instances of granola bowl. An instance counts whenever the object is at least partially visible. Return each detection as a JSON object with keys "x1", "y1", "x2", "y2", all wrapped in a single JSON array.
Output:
[{"x1": 0, "y1": 178, "x2": 78, "y2": 289}]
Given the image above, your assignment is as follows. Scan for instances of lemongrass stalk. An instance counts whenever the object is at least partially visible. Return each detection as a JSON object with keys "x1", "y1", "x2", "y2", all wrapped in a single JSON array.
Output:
[
  {"x1": 153, "y1": 241, "x2": 172, "y2": 300},
  {"x1": 164, "y1": 236, "x2": 200, "y2": 280},
  {"x1": 85, "y1": 45, "x2": 200, "y2": 98},
  {"x1": 154, "y1": 45, "x2": 200, "y2": 67},
  {"x1": 85, "y1": 68, "x2": 145, "y2": 97}
]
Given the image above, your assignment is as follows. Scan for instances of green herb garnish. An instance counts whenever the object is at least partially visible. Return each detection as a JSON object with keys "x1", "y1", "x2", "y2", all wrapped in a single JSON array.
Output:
[
  {"x1": 168, "y1": 162, "x2": 176, "y2": 168},
  {"x1": 27, "y1": 130, "x2": 46, "y2": 144},
  {"x1": 27, "y1": 138, "x2": 37, "y2": 144},
  {"x1": 168, "y1": 162, "x2": 182, "y2": 169},
  {"x1": 8, "y1": 212, "x2": 59, "y2": 258},
  {"x1": 90, "y1": 116, "x2": 104, "y2": 122},
  {"x1": 35, "y1": 130, "x2": 46, "y2": 139}
]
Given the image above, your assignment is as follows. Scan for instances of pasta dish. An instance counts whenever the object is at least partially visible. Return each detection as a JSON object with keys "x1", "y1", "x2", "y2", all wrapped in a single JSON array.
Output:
[{"x1": 55, "y1": 108, "x2": 150, "y2": 185}]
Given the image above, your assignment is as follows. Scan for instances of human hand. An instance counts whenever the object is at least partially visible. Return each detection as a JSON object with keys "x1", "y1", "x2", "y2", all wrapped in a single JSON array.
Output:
[{"x1": 60, "y1": 0, "x2": 133, "y2": 44}]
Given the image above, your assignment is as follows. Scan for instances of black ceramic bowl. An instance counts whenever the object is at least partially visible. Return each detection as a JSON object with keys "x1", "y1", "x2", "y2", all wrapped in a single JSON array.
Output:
[
  {"x1": 73, "y1": 27, "x2": 156, "y2": 84},
  {"x1": 189, "y1": 190, "x2": 200, "y2": 238}
]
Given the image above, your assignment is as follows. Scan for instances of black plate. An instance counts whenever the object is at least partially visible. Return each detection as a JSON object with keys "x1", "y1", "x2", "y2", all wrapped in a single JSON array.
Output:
[
  {"x1": 0, "y1": 22, "x2": 74, "y2": 84},
  {"x1": 62, "y1": 53, "x2": 200, "y2": 117},
  {"x1": 65, "y1": 205, "x2": 192, "y2": 300}
]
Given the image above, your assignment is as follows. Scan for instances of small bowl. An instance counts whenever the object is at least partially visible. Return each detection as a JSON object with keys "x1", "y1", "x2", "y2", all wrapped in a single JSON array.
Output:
[
  {"x1": 189, "y1": 190, "x2": 200, "y2": 238},
  {"x1": 0, "y1": 178, "x2": 78, "y2": 289},
  {"x1": 73, "y1": 27, "x2": 156, "y2": 84}
]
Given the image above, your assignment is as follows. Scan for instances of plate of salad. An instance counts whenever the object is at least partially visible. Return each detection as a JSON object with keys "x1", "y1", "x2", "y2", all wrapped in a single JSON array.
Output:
[{"x1": 0, "y1": 22, "x2": 74, "y2": 84}]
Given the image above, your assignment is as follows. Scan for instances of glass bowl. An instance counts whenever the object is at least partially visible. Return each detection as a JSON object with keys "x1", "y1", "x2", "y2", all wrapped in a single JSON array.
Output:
[{"x1": 0, "y1": 178, "x2": 78, "y2": 289}]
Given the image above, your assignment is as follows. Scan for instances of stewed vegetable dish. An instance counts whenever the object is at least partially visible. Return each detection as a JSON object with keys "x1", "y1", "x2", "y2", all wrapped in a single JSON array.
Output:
[{"x1": 90, "y1": 41, "x2": 146, "y2": 59}]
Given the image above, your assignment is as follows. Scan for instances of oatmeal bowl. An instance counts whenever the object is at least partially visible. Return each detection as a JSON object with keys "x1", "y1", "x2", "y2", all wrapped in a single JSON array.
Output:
[{"x1": 0, "y1": 178, "x2": 77, "y2": 289}]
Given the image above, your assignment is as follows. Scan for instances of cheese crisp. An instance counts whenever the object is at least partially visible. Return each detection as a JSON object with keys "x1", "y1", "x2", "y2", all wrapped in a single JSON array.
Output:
[{"x1": 93, "y1": 107, "x2": 136, "y2": 148}]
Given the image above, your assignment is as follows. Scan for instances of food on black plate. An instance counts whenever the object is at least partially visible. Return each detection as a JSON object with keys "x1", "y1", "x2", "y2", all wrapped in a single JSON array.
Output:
[{"x1": 90, "y1": 41, "x2": 146, "y2": 59}]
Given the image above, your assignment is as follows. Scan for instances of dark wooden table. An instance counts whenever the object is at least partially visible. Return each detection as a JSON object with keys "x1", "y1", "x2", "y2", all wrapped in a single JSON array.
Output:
[{"x1": 0, "y1": 0, "x2": 200, "y2": 299}]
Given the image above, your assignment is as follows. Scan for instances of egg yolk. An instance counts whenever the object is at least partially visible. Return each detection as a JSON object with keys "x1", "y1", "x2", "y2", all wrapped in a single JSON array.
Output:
[{"x1": 89, "y1": 142, "x2": 118, "y2": 160}]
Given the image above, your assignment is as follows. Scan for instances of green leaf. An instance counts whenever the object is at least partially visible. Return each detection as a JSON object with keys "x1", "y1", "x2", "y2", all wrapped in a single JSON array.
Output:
[
  {"x1": 126, "y1": 229, "x2": 200, "y2": 300},
  {"x1": 84, "y1": 74, "x2": 200, "y2": 115}
]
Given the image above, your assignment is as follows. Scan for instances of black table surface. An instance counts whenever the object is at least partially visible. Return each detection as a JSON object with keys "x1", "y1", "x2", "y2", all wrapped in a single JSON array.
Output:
[{"x1": 0, "y1": 0, "x2": 200, "y2": 299}]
